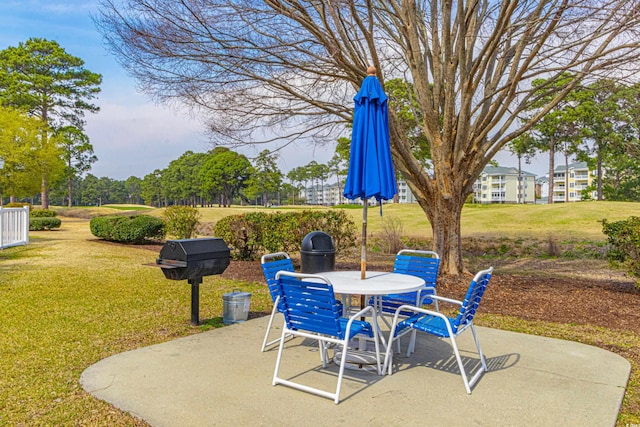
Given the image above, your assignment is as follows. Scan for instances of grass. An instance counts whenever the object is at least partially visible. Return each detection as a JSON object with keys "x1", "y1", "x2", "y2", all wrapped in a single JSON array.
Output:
[
  {"x1": 0, "y1": 219, "x2": 273, "y2": 425},
  {"x1": 190, "y1": 200, "x2": 640, "y2": 240},
  {"x1": 1, "y1": 201, "x2": 639, "y2": 425}
]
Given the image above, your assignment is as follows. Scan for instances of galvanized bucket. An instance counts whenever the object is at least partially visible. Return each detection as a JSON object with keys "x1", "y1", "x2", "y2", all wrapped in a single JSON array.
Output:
[{"x1": 222, "y1": 289, "x2": 251, "y2": 325}]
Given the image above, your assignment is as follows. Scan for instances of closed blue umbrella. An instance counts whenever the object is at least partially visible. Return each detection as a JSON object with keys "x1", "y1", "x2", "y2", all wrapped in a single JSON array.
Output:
[{"x1": 344, "y1": 68, "x2": 397, "y2": 279}]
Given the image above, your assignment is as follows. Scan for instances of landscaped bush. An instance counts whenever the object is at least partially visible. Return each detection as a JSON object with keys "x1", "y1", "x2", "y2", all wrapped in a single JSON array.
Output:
[
  {"x1": 29, "y1": 217, "x2": 61, "y2": 231},
  {"x1": 213, "y1": 212, "x2": 264, "y2": 260},
  {"x1": 214, "y1": 210, "x2": 357, "y2": 260},
  {"x1": 602, "y1": 216, "x2": 640, "y2": 286},
  {"x1": 162, "y1": 205, "x2": 201, "y2": 239},
  {"x1": 30, "y1": 209, "x2": 57, "y2": 218},
  {"x1": 4, "y1": 202, "x2": 31, "y2": 210},
  {"x1": 90, "y1": 215, "x2": 166, "y2": 244}
]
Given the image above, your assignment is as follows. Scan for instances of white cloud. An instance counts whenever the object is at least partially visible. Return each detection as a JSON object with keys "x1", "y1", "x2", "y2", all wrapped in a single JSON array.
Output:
[{"x1": 86, "y1": 98, "x2": 209, "y2": 179}]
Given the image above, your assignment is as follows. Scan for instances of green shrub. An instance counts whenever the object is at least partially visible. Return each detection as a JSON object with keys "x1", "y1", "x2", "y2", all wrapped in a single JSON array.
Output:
[
  {"x1": 29, "y1": 217, "x2": 61, "y2": 231},
  {"x1": 162, "y1": 205, "x2": 201, "y2": 239},
  {"x1": 213, "y1": 210, "x2": 357, "y2": 260},
  {"x1": 30, "y1": 209, "x2": 57, "y2": 218},
  {"x1": 90, "y1": 215, "x2": 165, "y2": 244},
  {"x1": 602, "y1": 216, "x2": 640, "y2": 286},
  {"x1": 4, "y1": 202, "x2": 31, "y2": 210},
  {"x1": 213, "y1": 213, "x2": 265, "y2": 260}
]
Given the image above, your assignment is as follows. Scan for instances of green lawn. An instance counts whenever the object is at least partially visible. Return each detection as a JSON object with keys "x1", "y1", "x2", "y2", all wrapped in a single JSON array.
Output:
[{"x1": 0, "y1": 201, "x2": 638, "y2": 425}]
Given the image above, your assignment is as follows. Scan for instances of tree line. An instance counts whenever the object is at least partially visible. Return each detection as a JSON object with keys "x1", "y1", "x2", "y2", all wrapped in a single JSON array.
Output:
[{"x1": 29, "y1": 147, "x2": 349, "y2": 208}]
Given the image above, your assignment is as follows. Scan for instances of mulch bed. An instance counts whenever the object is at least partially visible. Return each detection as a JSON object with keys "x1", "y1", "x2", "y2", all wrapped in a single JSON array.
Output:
[
  {"x1": 220, "y1": 258, "x2": 640, "y2": 335},
  {"x1": 135, "y1": 238, "x2": 640, "y2": 335}
]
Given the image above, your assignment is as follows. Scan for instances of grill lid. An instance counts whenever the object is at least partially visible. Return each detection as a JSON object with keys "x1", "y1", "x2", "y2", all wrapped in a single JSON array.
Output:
[{"x1": 157, "y1": 238, "x2": 230, "y2": 263}]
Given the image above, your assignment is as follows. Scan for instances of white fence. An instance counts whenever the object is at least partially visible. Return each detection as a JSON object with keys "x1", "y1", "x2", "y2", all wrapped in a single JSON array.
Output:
[{"x1": 0, "y1": 206, "x2": 29, "y2": 249}]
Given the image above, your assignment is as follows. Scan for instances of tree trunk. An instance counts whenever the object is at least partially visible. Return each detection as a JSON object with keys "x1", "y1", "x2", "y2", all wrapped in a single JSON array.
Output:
[
  {"x1": 41, "y1": 176, "x2": 49, "y2": 209},
  {"x1": 596, "y1": 149, "x2": 603, "y2": 200},
  {"x1": 548, "y1": 139, "x2": 556, "y2": 204},
  {"x1": 67, "y1": 178, "x2": 73, "y2": 208},
  {"x1": 517, "y1": 156, "x2": 523, "y2": 204},
  {"x1": 424, "y1": 195, "x2": 465, "y2": 276},
  {"x1": 564, "y1": 150, "x2": 570, "y2": 203},
  {"x1": 389, "y1": 115, "x2": 473, "y2": 276}
]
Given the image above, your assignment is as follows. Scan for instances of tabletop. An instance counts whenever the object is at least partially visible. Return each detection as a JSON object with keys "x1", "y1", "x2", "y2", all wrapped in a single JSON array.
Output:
[{"x1": 315, "y1": 270, "x2": 425, "y2": 295}]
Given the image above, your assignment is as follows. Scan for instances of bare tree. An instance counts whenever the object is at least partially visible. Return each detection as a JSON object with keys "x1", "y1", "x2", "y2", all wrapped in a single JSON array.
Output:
[{"x1": 97, "y1": 0, "x2": 640, "y2": 275}]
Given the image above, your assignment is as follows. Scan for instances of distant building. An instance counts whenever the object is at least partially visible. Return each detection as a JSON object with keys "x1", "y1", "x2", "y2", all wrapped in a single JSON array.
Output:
[
  {"x1": 551, "y1": 161, "x2": 598, "y2": 202},
  {"x1": 396, "y1": 179, "x2": 417, "y2": 204},
  {"x1": 473, "y1": 166, "x2": 537, "y2": 204},
  {"x1": 304, "y1": 176, "x2": 418, "y2": 206}
]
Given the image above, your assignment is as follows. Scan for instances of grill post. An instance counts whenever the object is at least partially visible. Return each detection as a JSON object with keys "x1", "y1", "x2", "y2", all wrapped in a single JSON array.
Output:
[{"x1": 188, "y1": 277, "x2": 202, "y2": 325}]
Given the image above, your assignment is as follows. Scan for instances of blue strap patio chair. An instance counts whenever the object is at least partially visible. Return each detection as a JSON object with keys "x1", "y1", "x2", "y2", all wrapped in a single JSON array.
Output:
[
  {"x1": 260, "y1": 252, "x2": 295, "y2": 352},
  {"x1": 383, "y1": 267, "x2": 493, "y2": 394},
  {"x1": 272, "y1": 271, "x2": 381, "y2": 404},
  {"x1": 369, "y1": 250, "x2": 440, "y2": 352}
]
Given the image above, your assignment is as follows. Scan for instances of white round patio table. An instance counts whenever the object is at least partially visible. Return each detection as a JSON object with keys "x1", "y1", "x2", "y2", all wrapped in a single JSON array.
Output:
[{"x1": 315, "y1": 270, "x2": 425, "y2": 296}]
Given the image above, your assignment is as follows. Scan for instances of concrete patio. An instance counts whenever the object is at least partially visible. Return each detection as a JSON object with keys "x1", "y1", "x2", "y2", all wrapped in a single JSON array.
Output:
[{"x1": 81, "y1": 316, "x2": 630, "y2": 426}]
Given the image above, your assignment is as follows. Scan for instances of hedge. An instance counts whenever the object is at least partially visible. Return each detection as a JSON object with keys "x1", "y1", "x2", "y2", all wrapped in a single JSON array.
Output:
[
  {"x1": 31, "y1": 209, "x2": 57, "y2": 218},
  {"x1": 214, "y1": 210, "x2": 357, "y2": 260},
  {"x1": 29, "y1": 217, "x2": 61, "y2": 231},
  {"x1": 89, "y1": 215, "x2": 166, "y2": 244}
]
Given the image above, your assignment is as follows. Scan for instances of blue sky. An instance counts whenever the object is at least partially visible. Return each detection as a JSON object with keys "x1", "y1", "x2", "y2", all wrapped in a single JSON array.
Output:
[
  {"x1": 0, "y1": 0, "x2": 333, "y2": 180},
  {"x1": 0, "y1": 1, "x2": 544, "y2": 181}
]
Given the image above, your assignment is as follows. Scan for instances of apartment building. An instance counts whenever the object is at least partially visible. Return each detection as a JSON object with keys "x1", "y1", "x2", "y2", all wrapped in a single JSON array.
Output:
[
  {"x1": 304, "y1": 178, "x2": 416, "y2": 206},
  {"x1": 473, "y1": 166, "x2": 537, "y2": 204},
  {"x1": 305, "y1": 165, "x2": 543, "y2": 205},
  {"x1": 551, "y1": 161, "x2": 598, "y2": 202}
]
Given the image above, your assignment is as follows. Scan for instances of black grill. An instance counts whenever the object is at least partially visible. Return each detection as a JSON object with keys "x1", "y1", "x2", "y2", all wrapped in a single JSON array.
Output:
[{"x1": 156, "y1": 238, "x2": 231, "y2": 325}]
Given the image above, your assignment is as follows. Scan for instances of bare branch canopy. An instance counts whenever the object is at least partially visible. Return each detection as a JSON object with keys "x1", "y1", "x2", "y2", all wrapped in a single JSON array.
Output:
[{"x1": 97, "y1": 0, "x2": 640, "y2": 274}]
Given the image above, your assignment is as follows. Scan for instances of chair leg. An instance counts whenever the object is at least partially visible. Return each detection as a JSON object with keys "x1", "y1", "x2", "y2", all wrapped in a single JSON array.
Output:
[
  {"x1": 449, "y1": 325, "x2": 487, "y2": 394},
  {"x1": 467, "y1": 324, "x2": 488, "y2": 388},
  {"x1": 448, "y1": 334, "x2": 472, "y2": 394},
  {"x1": 261, "y1": 298, "x2": 280, "y2": 352},
  {"x1": 334, "y1": 338, "x2": 349, "y2": 404},
  {"x1": 272, "y1": 328, "x2": 288, "y2": 386},
  {"x1": 406, "y1": 329, "x2": 417, "y2": 356},
  {"x1": 272, "y1": 331, "x2": 341, "y2": 403}
]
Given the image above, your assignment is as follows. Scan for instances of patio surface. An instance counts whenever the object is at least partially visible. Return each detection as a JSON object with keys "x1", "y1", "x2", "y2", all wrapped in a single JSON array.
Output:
[{"x1": 81, "y1": 316, "x2": 630, "y2": 427}]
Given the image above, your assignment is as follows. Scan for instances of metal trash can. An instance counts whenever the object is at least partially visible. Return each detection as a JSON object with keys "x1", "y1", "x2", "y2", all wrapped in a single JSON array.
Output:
[
  {"x1": 300, "y1": 231, "x2": 335, "y2": 273},
  {"x1": 223, "y1": 289, "x2": 252, "y2": 325}
]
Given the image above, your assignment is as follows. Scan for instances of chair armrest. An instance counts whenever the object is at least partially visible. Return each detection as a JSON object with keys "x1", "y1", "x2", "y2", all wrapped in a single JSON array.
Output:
[
  {"x1": 394, "y1": 304, "x2": 448, "y2": 320},
  {"x1": 349, "y1": 304, "x2": 376, "y2": 321},
  {"x1": 345, "y1": 305, "x2": 379, "y2": 338},
  {"x1": 429, "y1": 294, "x2": 462, "y2": 306},
  {"x1": 416, "y1": 286, "x2": 437, "y2": 304},
  {"x1": 388, "y1": 304, "x2": 455, "y2": 338}
]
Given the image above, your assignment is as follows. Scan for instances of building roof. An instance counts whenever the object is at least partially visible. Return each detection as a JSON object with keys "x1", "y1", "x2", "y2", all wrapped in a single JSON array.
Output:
[
  {"x1": 554, "y1": 161, "x2": 589, "y2": 172},
  {"x1": 482, "y1": 166, "x2": 536, "y2": 177}
]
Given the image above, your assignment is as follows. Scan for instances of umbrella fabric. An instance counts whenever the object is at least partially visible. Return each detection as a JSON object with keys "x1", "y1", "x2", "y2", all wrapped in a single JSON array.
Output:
[{"x1": 343, "y1": 75, "x2": 397, "y2": 202}]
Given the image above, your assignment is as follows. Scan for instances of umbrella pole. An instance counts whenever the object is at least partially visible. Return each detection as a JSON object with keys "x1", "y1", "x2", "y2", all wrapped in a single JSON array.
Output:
[
  {"x1": 361, "y1": 201, "x2": 367, "y2": 280},
  {"x1": 360, "y1": 201, "x2": 368, "y2": 328}
]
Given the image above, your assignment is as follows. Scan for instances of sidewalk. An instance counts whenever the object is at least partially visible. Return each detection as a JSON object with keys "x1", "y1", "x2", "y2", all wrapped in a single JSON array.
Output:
[{"x1": 81, "y1": 316, "x2": 630, "y2": 427}]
